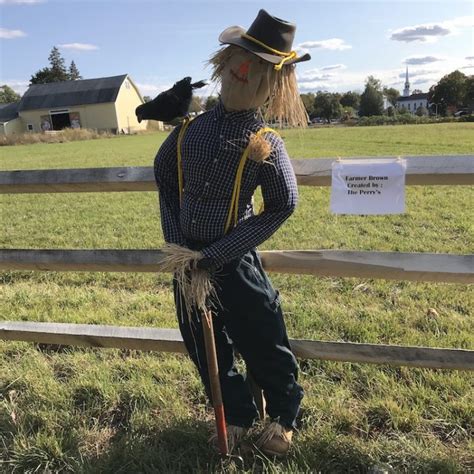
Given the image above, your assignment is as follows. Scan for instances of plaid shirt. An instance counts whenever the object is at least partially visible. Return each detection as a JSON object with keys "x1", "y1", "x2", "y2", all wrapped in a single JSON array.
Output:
[{"x1": 154, "y1": 101, "x2": 298, "y2": 267}]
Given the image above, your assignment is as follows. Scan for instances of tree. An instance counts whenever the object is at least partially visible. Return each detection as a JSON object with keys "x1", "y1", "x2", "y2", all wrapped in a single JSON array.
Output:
[
  {"x1": 30, "y1": 67, "x2": 57, "y2": 85},
  {"x1": 340, "y1": 91, "x2": 360, "y2": 109},
  {"x1": 383, "y1": 87, "x2": 400, "y2": 106},
  {"x1": 359, "y1": 76, "x2": 384, "y2": 117},
  {"x1": 47, "y1": 46, "x2": 68, "y2": 80},
  {"x1": 0, "y1": 85, "x2": 21, "y2": 103},
  {"x1": 313, "y1": 92, "x2": 343, "y2": 123},
  {"x1": 205, "y1": 96, "x2": 219, "y2": 111},
  {"x1": 30, "y1": 46, "x2": 78, "y2": 84},
  {"x1": 416, "y1": 105, "x2": 428, "y2": 116},
  {"x1": 463, "y1": 75, "x2": 474, "y2": 110},
  {"x1": 341, "y1": 106, "x2": 356, "y2": 122},
  {"x1": 68, "y1": 60, "x2": 82, "y2": 80},
  {"x1": 428, "y1": 70, "x2": 468, "y2": 116},
  {"x1": 300, "y1": 92, "x2": 315, "y2": 117}
]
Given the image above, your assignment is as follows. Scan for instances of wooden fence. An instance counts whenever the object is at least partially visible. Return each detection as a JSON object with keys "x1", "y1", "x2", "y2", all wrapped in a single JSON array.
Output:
[{"x1": 1, "y1": 155, "x2": 473, "y2": 372}]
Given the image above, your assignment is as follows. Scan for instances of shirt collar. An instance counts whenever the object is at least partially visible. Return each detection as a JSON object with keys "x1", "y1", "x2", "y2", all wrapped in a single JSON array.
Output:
[{"x1": 213, "y1": 99, "x2": 260, "y2": 122}]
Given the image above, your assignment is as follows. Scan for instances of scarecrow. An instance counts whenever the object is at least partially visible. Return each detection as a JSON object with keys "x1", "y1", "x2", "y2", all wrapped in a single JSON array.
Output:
[{"x1": 154, "y1": 9, "x2": 310, "y2": 457}]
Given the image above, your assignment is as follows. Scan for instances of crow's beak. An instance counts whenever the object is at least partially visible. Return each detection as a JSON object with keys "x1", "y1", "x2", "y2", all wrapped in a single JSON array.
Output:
[{"x1": 136, "y1": 105, "x2": 143, "y2": 123}]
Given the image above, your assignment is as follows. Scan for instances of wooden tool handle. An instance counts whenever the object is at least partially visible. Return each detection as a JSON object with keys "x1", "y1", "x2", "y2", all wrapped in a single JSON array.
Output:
[{"x1": 202, "y1": 310, "x2": 228, "y2": 456}]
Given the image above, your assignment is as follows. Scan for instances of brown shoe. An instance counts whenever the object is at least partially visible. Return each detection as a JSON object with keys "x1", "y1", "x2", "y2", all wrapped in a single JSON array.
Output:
[
  {"x1": 256, "y1": 421, "x2": 293, "y2": 457},
  {"x1": 209, "y1": 425, "x2": 248, "y2": 453}
]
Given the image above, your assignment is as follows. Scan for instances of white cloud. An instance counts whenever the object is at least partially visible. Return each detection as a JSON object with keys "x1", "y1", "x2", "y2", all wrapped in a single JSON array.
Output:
[
  {"x1": 299, "y1": 73, "x2": 334, "y2": 83},
  {"x1": 136, "y1": 83, "x2": 171, "y2": 96},
  {"x1": 297, "y1": 38, "x2": 352, "y2": 52},
  {"x1": 58, "y1": 43, "x2": 98, "y2": 51},
  {"x1": 136, "y1": 80, "x2": 217, "y2": 100},
  {"x1": 389, "y1": 15, "x2": 474, "y2": 43},
  {"x1": 404, "y1": 56, "x2": 445, "y2": 65},
  {"x1": 398, "y1": 68, "x2": 437, "y2": 78},
  {"x1": 0, "y1": 80, "x2": 29, "y2": 95},
  {"x1": 0, "y1": 0, "x2": 44, "y2": 4},
  {"x1": 0, "y1": 28, "x2": 26, "y2": 39},
  {"x1": 390, "y1": 24, "x2": 449, "y2": 43},
  {"x1": 320, "y1": 64, "x2": 347, "y2": 71},
  {"x1": 447, "y1": 16, "x2": 474, "y2": 29},
  {"x1": 298, "y1": 81, "x2": 332, "y2": 92}
]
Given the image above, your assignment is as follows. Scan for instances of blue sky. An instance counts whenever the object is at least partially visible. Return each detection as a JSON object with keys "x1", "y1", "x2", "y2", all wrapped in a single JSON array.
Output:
[{"x1": 1, "y1": 0, "x2": 473, "y2": 98}]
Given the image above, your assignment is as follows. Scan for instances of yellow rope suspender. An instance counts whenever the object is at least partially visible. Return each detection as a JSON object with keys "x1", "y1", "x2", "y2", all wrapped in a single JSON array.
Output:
[
  {"x1": 224, "y1": 126, "x2": 278, "y2": 233},
  {"x1": 176, "y1": 120, "x2": 278, "y2": 234}
]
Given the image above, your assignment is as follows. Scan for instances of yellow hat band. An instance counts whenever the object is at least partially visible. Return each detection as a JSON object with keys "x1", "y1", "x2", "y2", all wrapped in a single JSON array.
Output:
[{"x1": 240, "y1": 33, "x2": 298, "y2": 71}]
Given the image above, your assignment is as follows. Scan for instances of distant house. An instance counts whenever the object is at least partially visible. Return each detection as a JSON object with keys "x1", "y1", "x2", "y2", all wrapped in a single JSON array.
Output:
[
  {"x1": 396, "y1": 67, "x2": 429, "y2": 114},
  {"x1": 397, "y1": 92, "x2": 429, "y2": 114},
  {"x1": 0, "y1": 74, "x2": 158, "y2": 136}
]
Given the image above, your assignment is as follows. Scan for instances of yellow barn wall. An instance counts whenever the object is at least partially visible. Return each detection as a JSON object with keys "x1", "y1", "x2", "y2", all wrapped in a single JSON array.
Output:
[
  {"x1": 19, "y1": 103, "x2": 119, "y2": 132},
  {"x1": 0, "y1": 117, "x2": 25, "y2": 136},
  {"x1": 114, "y1": 77, "x2": 150, "y2": 133}
]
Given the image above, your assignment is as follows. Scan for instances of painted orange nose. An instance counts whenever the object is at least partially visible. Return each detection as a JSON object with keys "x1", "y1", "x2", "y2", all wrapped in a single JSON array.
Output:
[{"x1": 237, "y1": 60, "x2": 252, "y2": 78}]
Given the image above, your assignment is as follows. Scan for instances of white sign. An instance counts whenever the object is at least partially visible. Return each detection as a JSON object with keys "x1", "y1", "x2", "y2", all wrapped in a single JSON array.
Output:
[{"x1": 330, "y1": 159, "x2": 407, "y2": 215}]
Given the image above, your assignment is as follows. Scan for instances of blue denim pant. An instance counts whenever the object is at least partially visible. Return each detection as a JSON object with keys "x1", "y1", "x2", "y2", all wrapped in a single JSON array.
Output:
[{"x1": 173, "y1": 248, "x2": 303, "y2": 429}]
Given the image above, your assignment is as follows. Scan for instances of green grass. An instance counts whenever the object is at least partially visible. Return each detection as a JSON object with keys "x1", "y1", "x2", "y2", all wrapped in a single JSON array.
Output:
[{"x1": 1, "y1": 123, "x2": 473, "y2": 473}]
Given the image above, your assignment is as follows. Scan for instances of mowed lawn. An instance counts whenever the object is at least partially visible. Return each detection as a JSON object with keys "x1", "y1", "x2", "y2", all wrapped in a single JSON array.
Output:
[{"x1": 1, "y1": 123, "x2": 473, "y2": 473}]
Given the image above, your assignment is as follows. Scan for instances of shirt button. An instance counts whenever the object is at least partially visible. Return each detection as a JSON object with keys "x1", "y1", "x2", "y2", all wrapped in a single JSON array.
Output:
[{"x1": 205, "y1": 182, "x2": 209, "y2": 187}]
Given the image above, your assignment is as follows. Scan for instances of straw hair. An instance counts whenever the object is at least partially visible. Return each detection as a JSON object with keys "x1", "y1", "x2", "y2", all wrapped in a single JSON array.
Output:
[
  {"x1": 208, "y1": 45, "x2": 308, "y2": 128},
  {"x1": 265, "y1": 65, "x2": 308, "y2": 128},
  {"x1": 247, "y1": 132, "x2": 272, "y2": 162},
  {"x1": 160, "y1": 244, "x2": 217, "y2": 317}
]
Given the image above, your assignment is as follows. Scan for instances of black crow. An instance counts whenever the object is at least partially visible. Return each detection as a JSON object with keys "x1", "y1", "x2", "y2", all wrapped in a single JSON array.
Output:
[{"x1": 135, "y1": 77, "x2": 207, "y2": 123}]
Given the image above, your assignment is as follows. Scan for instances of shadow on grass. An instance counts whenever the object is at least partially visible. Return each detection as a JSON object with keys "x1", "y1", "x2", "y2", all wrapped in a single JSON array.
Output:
[{"x1": 81, "y1": 419, "x2": 219, "y2": 473}]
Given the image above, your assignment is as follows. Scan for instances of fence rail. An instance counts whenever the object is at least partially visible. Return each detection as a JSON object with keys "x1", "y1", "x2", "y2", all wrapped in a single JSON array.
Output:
[
  {"x1": 0, "y1": 249, "x2": 472, "y2": 283},
  {"x1": 2, "y1": 322, "x2": 472, "y2": 370},
  {"x1": 1, "y1": 155, "x2": 473, "y2": 194}
]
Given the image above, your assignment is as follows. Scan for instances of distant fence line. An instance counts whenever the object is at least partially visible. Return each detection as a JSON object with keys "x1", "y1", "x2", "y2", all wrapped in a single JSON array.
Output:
[{"x1": 1, "y1": 155, "x2": 473, "y2": 371}]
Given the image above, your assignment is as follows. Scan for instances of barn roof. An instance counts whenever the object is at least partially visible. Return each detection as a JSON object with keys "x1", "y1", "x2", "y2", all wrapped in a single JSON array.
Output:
[
  {"x1": 0, "y1": 102, "x2": 20, "y2": 123},
  {"x1": 18, "y1": 74, "x2": 128, "y2": 111}
]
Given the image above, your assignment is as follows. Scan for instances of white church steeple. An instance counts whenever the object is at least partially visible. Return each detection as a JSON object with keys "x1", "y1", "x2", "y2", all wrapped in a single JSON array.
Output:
[{"x1": 403, "y1": 67, "x2": 411, "y2": 97}]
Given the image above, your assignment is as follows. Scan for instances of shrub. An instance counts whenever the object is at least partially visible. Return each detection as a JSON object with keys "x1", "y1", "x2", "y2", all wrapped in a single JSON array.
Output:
[
  {"x1": 0, "y1": 128, "x2": 113, "y2": 146},
  {"x1": 356, "y1": 114, "x2": 458, "y2": 126}
]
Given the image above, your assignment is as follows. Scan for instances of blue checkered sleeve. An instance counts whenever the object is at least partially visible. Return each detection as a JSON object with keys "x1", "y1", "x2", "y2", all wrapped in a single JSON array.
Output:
[
  {"x1": 201, "y1": 134, "x2": 298, "y2": 266},
  {"x1": 153, "y1": 125, "x2": 186, "y2": 246}
]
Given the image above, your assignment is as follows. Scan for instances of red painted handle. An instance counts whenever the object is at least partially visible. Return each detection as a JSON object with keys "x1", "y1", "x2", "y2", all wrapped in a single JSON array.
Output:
[{"x1": 202, "y1": 310, "x2": 229, "y2": 456}]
